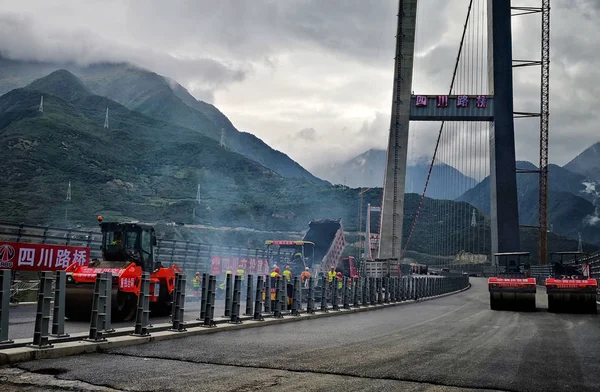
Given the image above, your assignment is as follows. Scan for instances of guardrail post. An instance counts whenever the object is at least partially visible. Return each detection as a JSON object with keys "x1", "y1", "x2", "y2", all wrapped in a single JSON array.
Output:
[
  {"x1": 320, "y1": 276, "x2": 328, "y2": 312},
  {"x1": 229, "y1": 275, "x2": 242, "y2": 324},
  {"x1": 306, "y1": 277, "x2": 315, "y2": 314},
  {"x1": 273, "y1": 277, "x2": 283, "y2": 318},
  {"x1": 171, "y1": 272, "x2": 187, "y2": 331},
  {"x1": 244, "y1": 274, "x2": 254, "y2": 316},
  {"x1": 202, "y1": 276, "x2": 217, "y2": 327},
  {"x1": 253, "y1": 276, "x2": 264, "y2": 321},
  {"x1": 351, "y1": 277, "x2": 359, "y2": 307},
  {"x1": 264, "y1": 275, "x2": 272, "y2": 314},
  {"x1": 390, "y1": 277, "x2": 396, "y2": 302},
  {"x1": 342, "y1": 277, "x2": 350, "y2": 309},
  {"x1": 132, "y1": 272, "x2": 151, "y2": 336},
  {"x1": 362, "y1": 277, "x2": 369, "y2": 305},
  {"x1": 0, "y1": 270, "x2": 14, "y2": 345},
  {"x1": 171, "y1": 272, "x2": 180, "y2": 318},
  {"x1": 102, "y1": 272, "x2": 115, "y2": 333},
  {"x1": 50, "y1": 270, "x2": 69, "y2": 338},
  {"x1": 291, "y1": 277, "x2": 300, "y2": 316},
  {"x1": 398, "y1": 276, "x2": 403, "y2": 301},
  {"x1": 28, "y1": 271, "x2": 54, "y2": 348},
  {"x1": 198, "y1": 273, "x2": 208, "y2": 321},
  {"x1": 378, "y1": 278, "x2": 384, "y2": 304},
  {"x1": 223, "y1": 273, "x2": 232, "y2": 318},
  {"x1": 87, "y1": 272, "x2": 107, "y2": 342},
  {"x1": 281, "y1": 277, "x2": 288, "y2": 314},
  {"x1": 384, "y1": 277, "x2": 391, "y2": 303},
  {"x1": 332, "y1": 277, "x2": 339, "y2": 311}
]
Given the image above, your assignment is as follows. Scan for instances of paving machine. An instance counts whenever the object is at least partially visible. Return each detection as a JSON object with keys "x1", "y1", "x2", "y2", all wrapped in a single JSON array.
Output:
[
  {"x1": 64, "y1": 216, "x2": 180, "y2": 321},
  {"x1": 546, "y1": 252, "x2": 597, "y2": 314},
  {"x1": 488, "y1": 252, "x2": 536, "y2": 311}
]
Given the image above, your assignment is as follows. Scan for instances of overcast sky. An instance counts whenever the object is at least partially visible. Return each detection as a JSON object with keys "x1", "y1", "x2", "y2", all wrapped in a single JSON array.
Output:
[{"x1": 1, "y1": 0, "x2": 598, "y2": 174}]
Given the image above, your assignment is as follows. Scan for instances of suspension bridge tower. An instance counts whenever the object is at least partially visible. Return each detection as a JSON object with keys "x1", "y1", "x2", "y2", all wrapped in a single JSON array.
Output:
[{"x1": 379, "y1": 0, "x2": 522, "y2": 261}]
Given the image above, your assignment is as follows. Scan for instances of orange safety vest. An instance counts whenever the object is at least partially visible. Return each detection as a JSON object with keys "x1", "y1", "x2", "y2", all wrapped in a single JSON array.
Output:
[{"x1": 300, "y1": 271, "x2": 311, "y2": 282}]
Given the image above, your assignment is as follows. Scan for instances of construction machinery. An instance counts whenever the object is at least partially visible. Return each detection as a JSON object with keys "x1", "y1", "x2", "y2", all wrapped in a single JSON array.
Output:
[
  {"x1": 264, "y1": 240, "x2": 316, "y2": 278},
  {"x1": 546, "y1": 252, "x2": 597, "y2": 314},
  {"x1": 488, "y1": 252, "x2": 536, "y2": 311},
  {"x1": 64, "y1": 216, "x2": 180, "y2": 321}
]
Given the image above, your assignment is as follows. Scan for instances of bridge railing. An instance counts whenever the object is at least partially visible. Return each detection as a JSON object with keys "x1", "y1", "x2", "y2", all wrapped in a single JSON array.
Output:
[
  {"x1": 0, "y1": 221, "x2": 267, "y2": 276},
  {"x1": 0, "y1": 269, "x2": 470, "y2": 350}
]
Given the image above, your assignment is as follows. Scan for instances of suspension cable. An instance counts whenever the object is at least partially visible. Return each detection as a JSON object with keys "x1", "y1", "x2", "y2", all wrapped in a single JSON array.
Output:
[{"x1": 400, "y1": 0, "x2": 475, "y2": 258}]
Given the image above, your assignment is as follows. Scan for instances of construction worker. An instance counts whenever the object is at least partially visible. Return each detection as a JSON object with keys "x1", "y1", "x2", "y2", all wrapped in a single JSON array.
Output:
[
  {"x1": 236, "y1": 264, "x2": 245, "y2": 281},
  {"x1": 270, "y1": 267, "x2": 281, "y2": 279},
  {"x1": 283, "y1": 265, "x2": 292, "y2": 282},
  {"x1": 217, "y1": 270, "x2": 232, "y2": 299},
  {"x1": 111, "y1": 232, "x2": 122, "y2": 248},
  {"x1": 336, "y1": 272, "x2": 343, "y2": 290},
  {"x1": 328, "y1": 266, "x2": 336, "y2": 283},
  {"x1": 193, "y1": 272, "x2": 201, "y2": 297},
  {"x1": 300, "y1": 267, "x2": 311, "y2": 288}
]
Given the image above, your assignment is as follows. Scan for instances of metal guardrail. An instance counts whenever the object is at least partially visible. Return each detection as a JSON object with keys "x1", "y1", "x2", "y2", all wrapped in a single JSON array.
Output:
[
  {"x1": 0, "y1": 221, "x2": 269, "y2": 274},
  {"x1": 0, "y1": 268, "x2": 470, "y2": 351}
]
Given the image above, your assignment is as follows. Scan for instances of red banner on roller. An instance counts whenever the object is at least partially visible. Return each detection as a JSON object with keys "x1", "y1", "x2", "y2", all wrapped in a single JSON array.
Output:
[
  {"x1": 0, "y1": 241, "x2": 91, "y2": 271},
  {"x1": 210, "y1": 256, "x2": 269, "y2": 276}
]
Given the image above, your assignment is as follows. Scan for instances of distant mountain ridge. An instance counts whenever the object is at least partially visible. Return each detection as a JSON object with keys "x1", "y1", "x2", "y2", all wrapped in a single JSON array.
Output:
[
  {"x1": 459, "y1": 160, "x2": 600, "y2": 245},
  {"x1": 314, "y1": 148, "x2": 477, "y2": 199},
  {"x1": 565, "y1": 141, "x2": 600, "y2": 183},
  {"x1": 0, "y1": 56, "x2": 327, "y2": 185}
]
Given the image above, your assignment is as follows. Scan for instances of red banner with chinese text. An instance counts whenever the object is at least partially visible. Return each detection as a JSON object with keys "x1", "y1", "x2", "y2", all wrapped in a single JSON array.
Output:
[
  {"x1": 210, "y1": 256, "x2": 269, "y2": 276},
  {"x1": 0, "y1": 241, "x2": 91, "y2": 271}
]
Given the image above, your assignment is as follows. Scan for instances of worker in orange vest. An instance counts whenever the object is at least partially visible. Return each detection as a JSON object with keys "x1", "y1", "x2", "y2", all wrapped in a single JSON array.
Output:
[{"x1": 300, "y1": 267, "x2": 311, "y2": 288}]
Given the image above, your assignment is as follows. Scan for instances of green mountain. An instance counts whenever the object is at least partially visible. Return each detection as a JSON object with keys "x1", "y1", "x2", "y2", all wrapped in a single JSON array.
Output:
[
  {"x1": 458, "y1": 161, "x2": 600, "y2": 245},
  {"x1": 0, "y1": 68, "x2": 592, "y2": 260},
  {"x1": 0, "y1": 56, "x2": 327, "y2": 185},
  {"x1": 0, "y1": 70, "x2": 366, "y2": 231}
]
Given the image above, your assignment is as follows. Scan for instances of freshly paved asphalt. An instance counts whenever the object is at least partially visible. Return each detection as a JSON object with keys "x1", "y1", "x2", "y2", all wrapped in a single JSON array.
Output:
[{"x1": 2, "y1": 278, "x2": 600, "y2": 392}]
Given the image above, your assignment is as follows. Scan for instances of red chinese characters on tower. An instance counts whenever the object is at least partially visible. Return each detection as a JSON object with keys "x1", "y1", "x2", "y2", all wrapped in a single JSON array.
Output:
[
  {"x1": 436, "y1": 95, "x2": 448, "y2": 108},
  {"x1": 476, "y1": 95, "x2": 488, "y2": 108},
  {"x1": 415, "y1": 95, "x2": 428, "y2": 107},
  {"x1": 456, "y1": 95, "x2": 469, "y2": 107}
]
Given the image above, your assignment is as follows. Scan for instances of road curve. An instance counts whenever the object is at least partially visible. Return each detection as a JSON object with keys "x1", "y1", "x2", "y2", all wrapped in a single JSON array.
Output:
[{"x1": 3, "y1": 278, "x2": 600, "y2": 392}]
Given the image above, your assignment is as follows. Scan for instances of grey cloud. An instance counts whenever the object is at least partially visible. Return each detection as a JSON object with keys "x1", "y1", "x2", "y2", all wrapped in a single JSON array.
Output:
[
  {"x1": 0, "y1": 12, "x2": 249, "y2": 103},
  {"x1": 0, "y1": 0, "x2": 598, "y2": 170},
  {"x1": 296, "y1": 128, "x2": 317, "y2": 141}
]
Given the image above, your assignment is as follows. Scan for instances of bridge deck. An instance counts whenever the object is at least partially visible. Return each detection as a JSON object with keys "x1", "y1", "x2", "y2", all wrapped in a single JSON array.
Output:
[{"x1": 3, "y1": 278, "x2": 599, "y2": 391}]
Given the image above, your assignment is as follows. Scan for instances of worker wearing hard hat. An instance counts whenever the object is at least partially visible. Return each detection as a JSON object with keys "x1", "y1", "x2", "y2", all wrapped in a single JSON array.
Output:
[
  {"x1": 336, "y1": 272, "x2": 343, "y2": 290},
  {"x1": 300, "y1": 267, "x2": 311, "y2": 288},
  {"x1": 270, "y1": 267, "x2": 281, "y2": 279},
  {"x1": 193, "y1": 272, "x2": 201, "y2": 297},
  {"x1": 328, "y1": 266, "x2": 336, "y2": 283},
  {"x1": 283, "y1": 265, "x2": 292, "y2": 282}
]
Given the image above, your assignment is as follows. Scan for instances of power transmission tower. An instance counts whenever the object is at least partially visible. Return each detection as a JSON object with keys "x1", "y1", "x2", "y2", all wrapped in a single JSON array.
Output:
[
  {"x1": 39, "y1": 96, "x2": 44, "y2": 113},
  {"x1": 104, "y1": 108, "x2": 109, "y2": 129},
  {"x1": 220, "y1": 128, "x2": 226, "y2": 148},
  {"x1": 578, "y1": 232, "x2": 583, "y2": 253},
  {"x1": 65, "y1": 181, "x2": 71, "y2": 222},
  {"x1": 66, "y1": 181, "x2": 72, "y2": 201},
  {"x1": 471, "y1": 209, "x2": 477, "y2": 227}
]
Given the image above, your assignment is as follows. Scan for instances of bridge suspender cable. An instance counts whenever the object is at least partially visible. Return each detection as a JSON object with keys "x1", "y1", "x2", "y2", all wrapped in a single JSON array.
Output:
[{"x1": 400, "y1": 0, "x2": 475, "y2": 259}]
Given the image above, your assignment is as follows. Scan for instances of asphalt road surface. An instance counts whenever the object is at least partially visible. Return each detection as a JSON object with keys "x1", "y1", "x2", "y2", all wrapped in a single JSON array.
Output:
[{"x1": 2, "y1": 278, "x2": 600, "y2": 392}]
